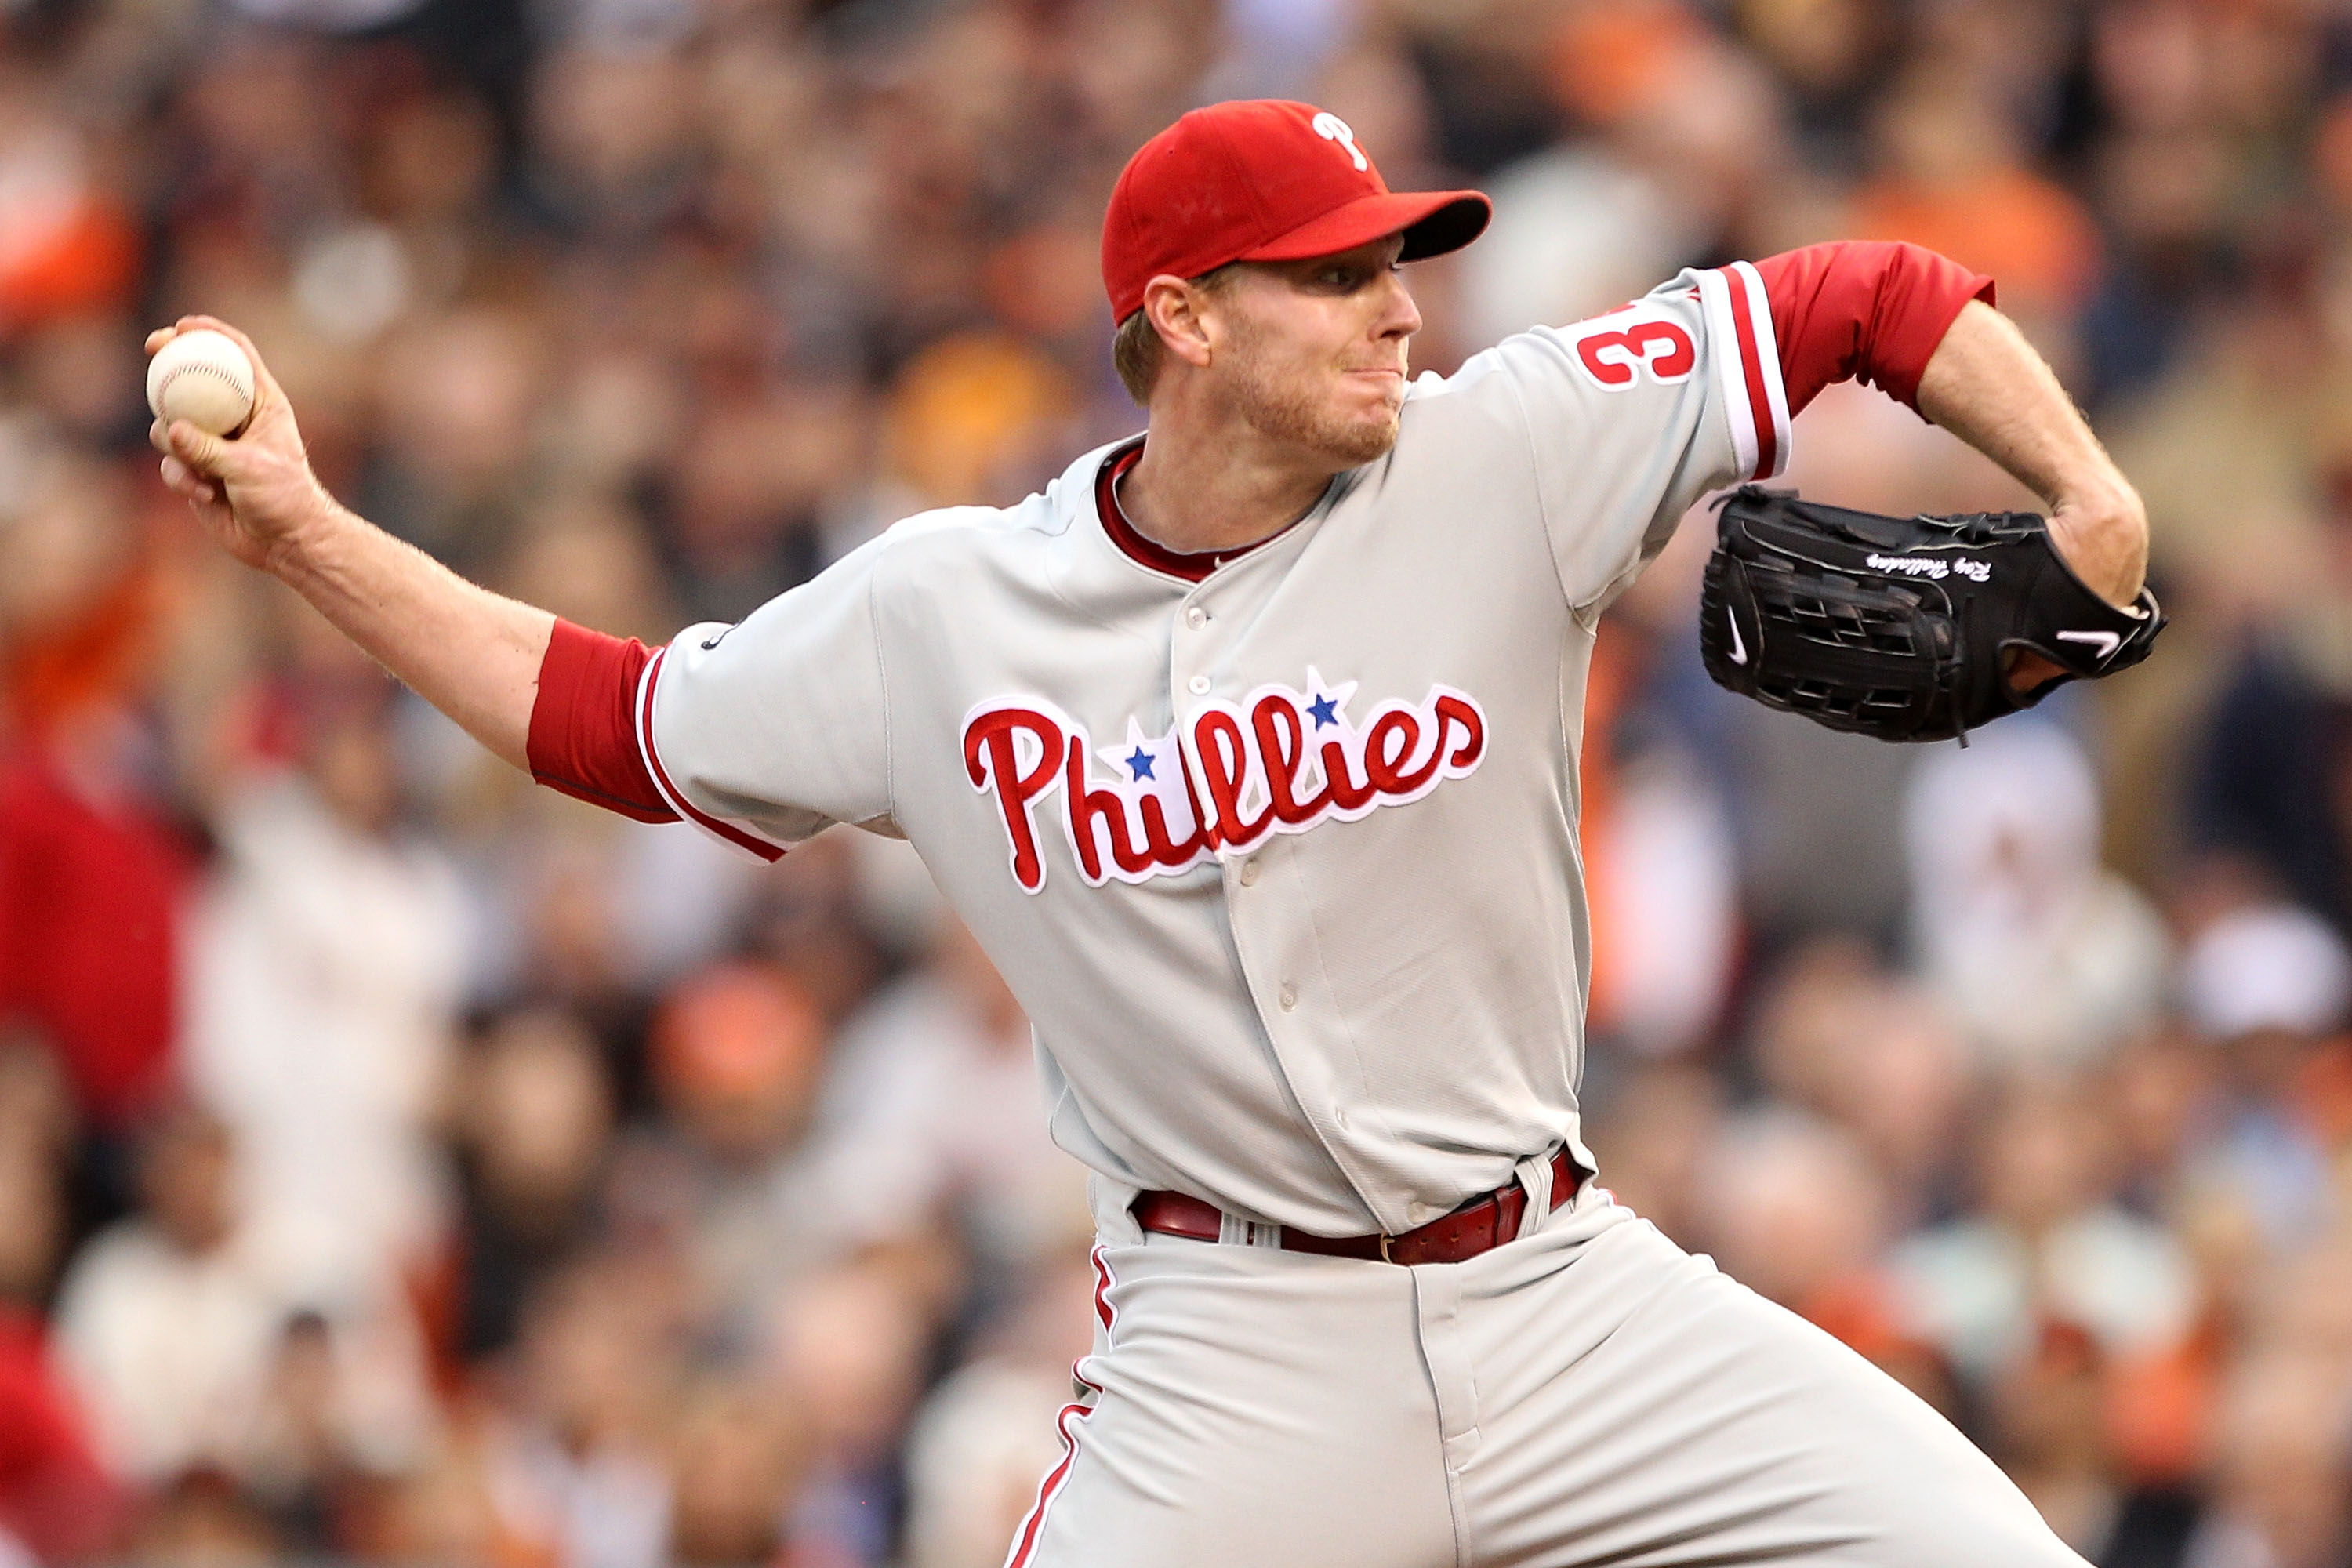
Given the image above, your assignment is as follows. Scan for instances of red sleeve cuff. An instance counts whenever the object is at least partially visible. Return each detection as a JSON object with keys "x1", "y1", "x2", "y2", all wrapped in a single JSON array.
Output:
[
  {"x1": 1752, "y1": 241, "x2": 1995, "y2": 417},
  {"x1": 527, "y1": 619, "x2": 676, "y2": 824}
]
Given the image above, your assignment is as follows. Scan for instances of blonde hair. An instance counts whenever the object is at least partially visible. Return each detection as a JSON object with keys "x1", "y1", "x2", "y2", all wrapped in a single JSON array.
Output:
[{"x1": 1111, "y1": 264, "x2": 1242, "y2": 405}]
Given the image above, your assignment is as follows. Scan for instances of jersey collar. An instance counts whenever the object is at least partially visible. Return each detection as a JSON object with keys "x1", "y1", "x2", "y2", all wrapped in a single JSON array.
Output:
[{"x1": 1095, "y1": 437, "x2": 1312, "y2": 583}]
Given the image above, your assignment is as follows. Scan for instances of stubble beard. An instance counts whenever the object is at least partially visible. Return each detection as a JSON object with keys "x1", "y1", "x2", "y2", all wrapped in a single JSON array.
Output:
[{"x1": 1224, "y1": 314, "x2": 1403, "y2": 467}]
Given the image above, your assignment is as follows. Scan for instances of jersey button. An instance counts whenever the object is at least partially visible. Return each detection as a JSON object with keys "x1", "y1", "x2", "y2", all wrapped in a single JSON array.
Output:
[
  {"x1": 1238, "y1": 858, "x2": 1259, "y2": 887},
  {"x1": 1188, "y1": 674, "x2": 1211, "y2": 695},
  {"x1": 1278, "y1": 982, "x2": 1297, "y2": 1011},
  {"x1": 1185, "y1": 606, "x2": 1207, "y2": 630},
  {"x1": 1407, "y1": 1201, "x2": 1434, "y2": 1225}
]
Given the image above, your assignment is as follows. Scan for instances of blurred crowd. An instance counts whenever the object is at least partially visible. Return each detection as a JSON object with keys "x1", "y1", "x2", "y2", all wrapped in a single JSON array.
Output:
[{"x1": 2, "y1": 0, "x2": 2352, "y2": 1563}]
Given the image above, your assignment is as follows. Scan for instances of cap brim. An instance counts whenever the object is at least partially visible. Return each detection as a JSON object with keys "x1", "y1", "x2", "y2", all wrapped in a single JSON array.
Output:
[{"x1": 1239, "y1": 188, "x2": 1492, "y2": 267}]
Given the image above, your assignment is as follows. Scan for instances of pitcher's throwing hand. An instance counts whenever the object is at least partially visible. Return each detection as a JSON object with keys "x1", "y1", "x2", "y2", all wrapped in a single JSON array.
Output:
[{"x1": 145, "y1": 316, "x2": 338, "y2": 573}]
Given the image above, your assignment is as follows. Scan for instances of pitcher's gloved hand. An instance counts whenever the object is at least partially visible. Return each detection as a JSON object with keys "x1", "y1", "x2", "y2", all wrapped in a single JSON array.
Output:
[{"x1": 1699, "y1": 485, "x2": 2164, "y2": 744}]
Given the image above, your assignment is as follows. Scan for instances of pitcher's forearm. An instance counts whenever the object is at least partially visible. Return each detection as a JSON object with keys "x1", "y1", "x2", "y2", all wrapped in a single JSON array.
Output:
[
  {"x1": 1915, "y1": 301, "x2": 2147, "y2": 605},
  {"x1": 270, "y1": 500, "x2": 553, "y2": 771}
]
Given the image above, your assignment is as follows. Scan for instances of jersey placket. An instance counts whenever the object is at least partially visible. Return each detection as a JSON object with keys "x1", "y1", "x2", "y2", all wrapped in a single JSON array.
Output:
[{"x1": 1167, "y1": 568, "x2": 1411, "y2": 1239}]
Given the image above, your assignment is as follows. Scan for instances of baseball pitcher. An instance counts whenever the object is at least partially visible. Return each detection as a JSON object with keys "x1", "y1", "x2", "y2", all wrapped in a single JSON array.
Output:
[{"x1": 154, "y1": 100, "x2": 2148, "y2": 1568}]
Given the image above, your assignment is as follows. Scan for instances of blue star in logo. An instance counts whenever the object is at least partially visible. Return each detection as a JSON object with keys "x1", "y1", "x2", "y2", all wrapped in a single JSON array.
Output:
[
  {"x1": 1126, "y1": 746, "x2": 1156, "y2": 781},
  {"x1": 1307, "y1": 695, "x2": 1339, "y2": 729}
]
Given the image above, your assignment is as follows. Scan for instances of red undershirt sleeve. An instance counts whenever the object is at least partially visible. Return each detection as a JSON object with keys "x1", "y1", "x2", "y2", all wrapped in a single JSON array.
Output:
[
  {"x1": 1750, "y1": 241, "x2": 1995, "y2": 419},
  {"x1": 527, "y1": 619, "x2": 677, "y2": 824}
]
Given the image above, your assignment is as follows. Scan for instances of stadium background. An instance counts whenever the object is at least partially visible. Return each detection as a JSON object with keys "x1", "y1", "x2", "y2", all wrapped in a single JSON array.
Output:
[{"x1": 2, "y1": 0, "x2": 2350, "y2": 1562}]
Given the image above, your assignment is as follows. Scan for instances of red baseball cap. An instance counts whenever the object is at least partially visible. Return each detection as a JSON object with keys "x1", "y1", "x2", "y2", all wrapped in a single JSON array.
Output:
[{"x1": 1102, "y1": 100, "x2": 1491, "y2": 324}]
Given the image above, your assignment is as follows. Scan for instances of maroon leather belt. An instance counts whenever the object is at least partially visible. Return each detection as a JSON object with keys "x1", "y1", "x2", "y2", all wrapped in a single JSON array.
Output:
[{"x1": 1131, "y1": 1147, "x2": 1586, "y2": 1266}]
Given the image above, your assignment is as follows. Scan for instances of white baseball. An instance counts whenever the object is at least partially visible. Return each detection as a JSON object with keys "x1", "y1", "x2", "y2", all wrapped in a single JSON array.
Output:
[{"x1": 147, "y1": 328, "x2": 256, "y2": 437}]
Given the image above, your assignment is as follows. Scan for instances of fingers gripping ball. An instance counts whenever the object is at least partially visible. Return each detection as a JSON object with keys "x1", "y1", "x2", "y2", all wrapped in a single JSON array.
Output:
[{"x1": 147, "y1": 328, "x2": 256, "y2": 438}]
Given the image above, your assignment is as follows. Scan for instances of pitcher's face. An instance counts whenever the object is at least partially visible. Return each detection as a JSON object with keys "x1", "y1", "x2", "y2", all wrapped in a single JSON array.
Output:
[{"x1": 1202, "y1": 235, "x2": 1423, "y2": 468}]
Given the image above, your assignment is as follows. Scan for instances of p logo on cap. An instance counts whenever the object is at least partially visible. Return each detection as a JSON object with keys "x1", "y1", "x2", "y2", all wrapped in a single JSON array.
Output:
[
  {"x1": 1312, "y1": 112, "x2": 1368, "y2": 171},
  {"x1": 1100, "y1": 99, "x2": 1491, "y2": 324}
]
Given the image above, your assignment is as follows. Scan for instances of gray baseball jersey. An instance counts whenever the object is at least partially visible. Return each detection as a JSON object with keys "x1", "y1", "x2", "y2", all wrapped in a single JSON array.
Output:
[{"x1": 637, "y1": 262, "x2": 1792, "y2": 1239}]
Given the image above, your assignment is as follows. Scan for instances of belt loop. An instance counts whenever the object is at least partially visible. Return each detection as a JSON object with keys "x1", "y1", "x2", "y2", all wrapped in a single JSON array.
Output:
[{"x1": 1512, "y1": 1149, "x2": 1556, "y2": 1241}]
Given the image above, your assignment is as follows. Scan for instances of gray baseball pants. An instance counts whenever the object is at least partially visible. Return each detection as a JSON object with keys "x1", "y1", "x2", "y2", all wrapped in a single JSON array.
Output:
[{"x1": 1005, "y1": 1171, "x2": 2088, "y2": 1568}]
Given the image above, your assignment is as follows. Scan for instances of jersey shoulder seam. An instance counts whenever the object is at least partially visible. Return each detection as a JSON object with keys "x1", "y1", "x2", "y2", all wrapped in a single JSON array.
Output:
[{"x1": 867, "y1": 499, "x2": 1058, "y2": 561}]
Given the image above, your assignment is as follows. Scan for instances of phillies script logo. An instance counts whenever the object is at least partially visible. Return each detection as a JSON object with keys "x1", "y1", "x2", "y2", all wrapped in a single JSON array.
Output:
[
  {"x1": 962, "y1": 670, "x2": 1487, "y2": 892},
  {"x1": 1571, "y1": 310, "x2": 1695, "y2": 389}
]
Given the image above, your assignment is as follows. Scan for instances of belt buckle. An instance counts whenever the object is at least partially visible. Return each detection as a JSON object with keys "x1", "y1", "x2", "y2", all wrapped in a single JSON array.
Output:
[{"x1": 1377, "y1": 1232, "x2": 1396, "y2": 1263}]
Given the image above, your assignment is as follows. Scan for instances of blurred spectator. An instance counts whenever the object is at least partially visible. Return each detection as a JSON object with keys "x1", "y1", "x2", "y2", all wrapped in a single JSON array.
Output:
[
  {"x1": 181, "y1": 644, "x2": 466, "y2": 1307},
  {"x1": 2107, "y1": 1025, "x2": 2223, "y2": 1215},
  {"x1": 1688, "y1": 1096, "x2": 1982, "y2": 1406},
  {"x1": 121, "y1": 1468, "x2": 279, "y2": 1566},
  {"x1": 450, "y1": 1007, "x2": 616, "y2": 1362},
  {"x1": 748, "y1": 830, "x2": 893, "y2": 1032},
  {"x1": 52, "y1": 1099, "x2": 280, "y2": 1485},
  {"x1": 882, "y1": 333, "x2": 1080, "y2": 517},
  {"x1": 768, "y1": 1258, "x2": 937, "y2": 1567},
  {"x1": 625, "y1": 960, "x2": 902, "y2": 1358},
  {"x1": 2187, "y1": 463, "x2": 2352, "y2": 939},
  {"x1": 1904, "y1": 721, "x2": 2170, "y2": 1073},
  {"x1": 1730, "y1": 0, "x2": 1896, "y2": 169},
  {"x1": 2176, "y1": 903, "x2": 2352, "y2": 1254},
  {"x1": 0, "y1": 67, "x2": 141, "y2": 337},
  {"x1": 666, "y1": 1380, "x2": 812, "y2": 1567},
  {"x1": 480, "y1": 1250, "x2": 682, "y2": 1568},
  {"x1": 666, "y1": 381, "x2": 868, "y2": 623},
  {"x1": 0, "y1": 451, "x2": 186, "y2": 1139},
  {"x1": 0, "y1": 1127, "x2": 119, "y2": 1563},
  {"x1": 364, "y1": 1419, "x2": 512, "y2": 1565},
  {"x1": 358, "y1": 304, "x2": 550, "y2": 573},
  {"x1": 0, "y1": 1033, "x2": 73, "y2": 1179},
  {"x1": 820, "y1": 917, "x2": 1092, "y2": 1295},
  {"x1": 1465, "y1": 2, "x2": 1792, "y2": 343},
  {"x1": 1890, "y1": 1080, "x2": 2200, "y2": 1400},
  {"x1": 2187, "y1": 1356, "x2": 2352, "y2": 1568},
  {"x1": 2183, "y1": 905, "x2": 2352, "y2": 1045},
  {"x1": 49, "y1": 1099, "x2": 434, "y2": 1500},
  {"x1": 1984, "y1": 1320, "x2": 2199, "y2": 1568},
  {"x1": 1461, "y1": 137, "x2": 1700, "y2": 348},
  {"x1": 1580, "y1": 1060, "x2": 1724, "y2": 1247},
  {"x1": 1749, "y1": 938, "x2": 1972, "y2": 1226},
  {"x1": 1695, "y1": 1107, "x2": 1891, "y2": 1323},
  {"x1": 238, "y1": 1311, "x2": 381, "y2": 1552}
]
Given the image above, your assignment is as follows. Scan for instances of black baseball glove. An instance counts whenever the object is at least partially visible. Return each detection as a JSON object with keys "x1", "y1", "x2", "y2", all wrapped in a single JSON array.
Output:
[{"x1": 1699, "y1": 485, "x2": 2164, "y2": 743}]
